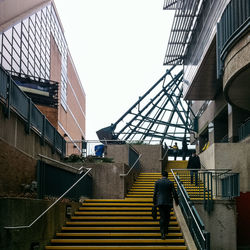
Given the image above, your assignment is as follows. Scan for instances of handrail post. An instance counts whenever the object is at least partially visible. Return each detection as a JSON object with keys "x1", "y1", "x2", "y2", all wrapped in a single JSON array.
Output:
[
  {"x1": 52, "y1": 127, "x2": 56, "y2": 154},
  {"x1": 4, "y1": 75, "x2": 11, "y2": 118},
  {"x1": 204, "y1": 231, "x2": 210, "y2": 250},
  {"x1": 25, "y1": 98, "x2": 32, "y2": 134},
  {"x1": 40, "y1": 114, "x2": 46, "y2": 146}
]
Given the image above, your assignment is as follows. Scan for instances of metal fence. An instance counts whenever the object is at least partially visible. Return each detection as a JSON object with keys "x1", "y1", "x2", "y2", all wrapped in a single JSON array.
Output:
[
  {"x1": 37, "y1": 160, "x2": 92, "y2": 200},
  {"x1": 0, "y1": 65, "x2": 66, "y2": 156},
  {"x1": 172, "y1": 168, "x2": 240, "y2": 215}
]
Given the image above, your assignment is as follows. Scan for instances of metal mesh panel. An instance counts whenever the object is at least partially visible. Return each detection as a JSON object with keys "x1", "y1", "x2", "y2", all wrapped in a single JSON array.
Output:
[
  {"x1": 10, "y1": 81, "x2": 29, "y2": 119},
  {"x1": 0, "y1": 67, "x2": 8, "y2": 99},
  {"x1": 31, "y1": 103, "x2": 43, "y2": 133},
  {"x1": 163, "y1": 0, "x2": 179, "y2": 10},
  {"x1": 45, "y1": 120, "x2": 54, "y2": 144},
  {"x1": 164, "y1": 0, "x2": 203, "y2": 65},
  {"x1": 55, "y1": 130, "x2": 63, "y2": 152}
]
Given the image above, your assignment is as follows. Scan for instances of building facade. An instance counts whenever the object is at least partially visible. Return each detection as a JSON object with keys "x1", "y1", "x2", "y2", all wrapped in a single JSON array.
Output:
[
  {"x1": 164, "y1": 0, "x2": 250, "y2": 248},
  {"x1": 0, "y1": 0, "x2": 86, "y2": 155}
]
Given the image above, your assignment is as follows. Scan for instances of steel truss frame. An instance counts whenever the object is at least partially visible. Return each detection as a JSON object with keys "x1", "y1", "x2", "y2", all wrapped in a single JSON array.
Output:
[{"x1": 96, "y1": 65, "x2": 196, "y2": 145}]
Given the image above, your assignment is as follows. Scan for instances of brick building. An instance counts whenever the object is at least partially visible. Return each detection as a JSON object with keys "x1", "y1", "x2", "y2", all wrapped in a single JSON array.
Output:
[{"x1": 0, "y1": 0, "x2": 86, "y2": 155}]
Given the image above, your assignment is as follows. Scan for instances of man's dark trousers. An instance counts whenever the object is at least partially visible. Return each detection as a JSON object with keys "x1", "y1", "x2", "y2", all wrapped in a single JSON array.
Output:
[{"x1": 158, "y1": 205, "x2": 172, "y2": 235}]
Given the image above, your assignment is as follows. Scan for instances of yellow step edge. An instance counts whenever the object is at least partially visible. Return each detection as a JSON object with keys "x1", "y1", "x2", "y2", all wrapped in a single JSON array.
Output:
[
  {"x1": 70, "y1": 216, "x2": 176, "y2": 220},
  {"x1": 79, "y1": 207, "x2": 154, "y2": 211},
  {"x1": 84, "y1": 198, "x2": 153, "y2": 202},
  {"x1": 82, "y1": 203, "x2": 153, "y2": 206},
  {"x1": 65, "y1": 221, "x2": 178, "y2": 226},
  {"x1": 130, "y1": 189, "x2": 154, "y2": 192},
  {"x1": 61, "y1": 226, "x2": 181, "y2": 231},
  {"x1": 46, "y1": 245, "x2": 187, "y2": 250},
  {"x1": 75, "y1": 211, "x2": 173, "y2": 215},
  {"x1": 51, "y1": 239, "x2": 185, "y2": 243},
  {"x1": 56, "y1": 232, "x2": 182, "y2": 237},
  {"x1": 126, "y1": 195, "x2": 153, "y2": 197}
]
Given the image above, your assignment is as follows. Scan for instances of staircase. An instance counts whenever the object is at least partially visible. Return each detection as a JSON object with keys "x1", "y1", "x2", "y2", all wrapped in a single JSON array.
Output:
[
  {"x1": 165, "y1": 160, "x2": 206, "y2": 200},
  {"x1": 45, "y1": 172, "x2": 187, "y2": 250}
]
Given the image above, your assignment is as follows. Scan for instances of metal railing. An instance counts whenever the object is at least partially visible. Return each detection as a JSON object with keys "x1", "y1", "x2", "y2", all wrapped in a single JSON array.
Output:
[
  {"x1": 4, "y1": 168, "x2": 92, "y2": 230},
  {"x1": 0, "y1": 65, "x2": 66, "y2": 156},
  {"x1": 120, "y1": 154, "x2": 142, "y2": 177},
  {"x1": 217, "y1": 0, "x2": 250, "y2": 78},
  {"x1": 239, "y1": 118, "x2": 250, "y2": 141},
  {"x1": 171, "y1": 169, "x2": 210, "y2": 250},
  {"x1": 172, "y1": 169, "x2": 240, "y2": 199},
  {"x1": 65, "y1": 139, "x2": 163, "y2": 157}
]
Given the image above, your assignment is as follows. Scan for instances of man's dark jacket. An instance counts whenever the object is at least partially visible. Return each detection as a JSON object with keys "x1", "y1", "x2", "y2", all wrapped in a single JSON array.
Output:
[
  {"x1": 153, "y1": 177, "x2": 179, "y2": 207},
  {"x1": 187, "y1": 155, "x2": 201, "y2": 169}
]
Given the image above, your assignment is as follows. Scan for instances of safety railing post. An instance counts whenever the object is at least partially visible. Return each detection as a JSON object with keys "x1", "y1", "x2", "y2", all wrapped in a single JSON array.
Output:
[
  {"x1": 204, "y1": 231, "x2": 210, "y2": 250},
  {"x1": 25, "y1": 98, "x2": 32, "y2": 134},
  {"x1": 4, "y1": 75, "x2": 11, "y2": 118},
  {"x1": 40, "y1": 114, "x2": 46, "y2": 146},
  {"x1": 52, "y1": 127, "x2": 56, "y2": 154}
]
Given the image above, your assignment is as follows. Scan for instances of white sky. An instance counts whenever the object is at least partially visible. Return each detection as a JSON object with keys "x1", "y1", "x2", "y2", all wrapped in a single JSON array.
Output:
[{"x1": 54, "y1": 0, "x2": 174, "y2": 140}]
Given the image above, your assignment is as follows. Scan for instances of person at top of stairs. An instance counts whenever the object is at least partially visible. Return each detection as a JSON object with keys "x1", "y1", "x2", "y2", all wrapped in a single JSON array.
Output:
[
  {"x1": 153, "y1": 171, "x2": 179, "y2": 240},
  {"x1": 170, "y1": 142, "x2": 179, "y2": 160},
  {"x1": 187, "y1": 151, "x2": 201, "y2": 186},
  {"x1": 182, "y1": 138, "x2": 188, "y2": 160}
]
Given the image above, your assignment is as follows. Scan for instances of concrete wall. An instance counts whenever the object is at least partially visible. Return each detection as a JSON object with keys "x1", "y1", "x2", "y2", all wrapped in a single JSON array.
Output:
[
  {"x1": 0, "y1": 198, "x2": 79, "y2": 250},
  {"x1": 200, "y1": 143, "x2": 250, "y2": 192},
  {"x1": 106, "y1": 144, "x2": 130, "y2": 165},
  {"x1": 106, "y1": 144, "x2": 162, "y2": 173},
  {"x1": 72, "y1": 162, "x2": 141, "y2": 199},
  {"x1": 0, "y1": 104, "x2": 63, "y2": 196},
  {"x1": 132, "y1": 144, "x2": 162, "y2": 173},
  {"x1": 194, "y1": 200, "x2": 237, "y2": 250}
]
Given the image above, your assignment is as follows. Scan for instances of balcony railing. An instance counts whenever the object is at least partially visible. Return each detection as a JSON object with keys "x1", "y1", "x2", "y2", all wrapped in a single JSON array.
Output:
[
  {"x1": 0, "y1": 65, "x2": 66, "y2": 156},
  {"x1": 239, "y1": 118, "x2": 250, "y2": 141},
  {"x1": 217, "y1": 0, "x2": 250, "y2": 78}
]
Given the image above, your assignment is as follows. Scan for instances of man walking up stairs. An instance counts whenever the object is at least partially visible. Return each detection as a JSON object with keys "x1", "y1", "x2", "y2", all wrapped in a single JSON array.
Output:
[
  {"x1": 45, "y1": 172, "x2": 187, "y2": 250},
  {"x1": 153, "y1": 171, "x2": 179, "y2": 240}
]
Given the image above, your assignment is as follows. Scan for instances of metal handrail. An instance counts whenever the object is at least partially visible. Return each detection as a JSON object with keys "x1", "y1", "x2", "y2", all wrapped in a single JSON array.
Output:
[
  {"x1": 160, "y1": 146, "x2": 169, "y2": 162},
  {"x1": 4, "y1": 168, "x2": 92, "y2": 230},
  {"x1": 171, "y1": 169, "x2": 206, "y2": 242},
  {"x1": 38, "y1": 154, "x2": 85, "y2": 174},
  {"x1": 120, "y1": 154, "x2": 142, "y2": 177}
]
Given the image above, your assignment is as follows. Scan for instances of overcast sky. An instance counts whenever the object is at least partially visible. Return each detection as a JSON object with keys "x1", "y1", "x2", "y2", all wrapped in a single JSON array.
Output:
[{"x1": 54, "y1": 0, "x2": 174, "y2": 140}]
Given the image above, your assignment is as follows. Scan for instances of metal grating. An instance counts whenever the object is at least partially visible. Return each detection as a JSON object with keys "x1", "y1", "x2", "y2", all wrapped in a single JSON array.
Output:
[
  {"x1": 164, "y1": 0, "x2": 204, "y2": 65},
  {"x1": 163, "y1": 0, "x2": 179, "y2": 9}
]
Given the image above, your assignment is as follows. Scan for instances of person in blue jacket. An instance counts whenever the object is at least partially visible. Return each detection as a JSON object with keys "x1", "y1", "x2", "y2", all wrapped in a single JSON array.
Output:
[{"x1": 94, "y1": 144, "x2": 104, "y2": 157}]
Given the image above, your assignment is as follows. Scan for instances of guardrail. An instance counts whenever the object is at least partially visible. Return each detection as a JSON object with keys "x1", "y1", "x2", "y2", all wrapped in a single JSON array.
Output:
[
  {"x1": 171, "y1": 169, "x2": 210, "y2": 250},
  {"x1": 172, "y1": 168, "x2": 240, "y2": 211},
  {"x1": 217, "y1": 0, "x2": 250, "y2": 78},
  {"x1": 65, "y1": 139, "x2": 164, "y2": 157},
  {"x1": 37, "y1": 159, "x2": 92, "y2": 200},
  {"x1": 239, "y1": 118, "x2": 250, "y2": 141},
  {"x1": 0, "y1": 65, "x2": 66, "y2": 156}
]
